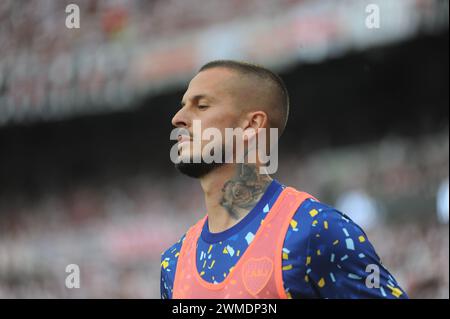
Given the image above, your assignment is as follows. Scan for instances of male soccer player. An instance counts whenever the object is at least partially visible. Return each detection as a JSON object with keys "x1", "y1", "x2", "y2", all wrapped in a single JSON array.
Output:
[{"x1": 160, "y1": 60, "x2": 407, "y2": 299}]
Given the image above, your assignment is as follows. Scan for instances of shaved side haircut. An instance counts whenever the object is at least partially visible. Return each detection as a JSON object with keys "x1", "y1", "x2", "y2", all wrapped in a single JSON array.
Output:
[{"x1": 199, "y1": 60, "x2": 290, "y2": 137}]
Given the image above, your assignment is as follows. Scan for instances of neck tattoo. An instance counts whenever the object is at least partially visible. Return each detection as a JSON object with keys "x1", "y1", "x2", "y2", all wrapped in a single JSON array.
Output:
[{"x1": 220, "y1": 164, "x2": 271, "y2": 220}]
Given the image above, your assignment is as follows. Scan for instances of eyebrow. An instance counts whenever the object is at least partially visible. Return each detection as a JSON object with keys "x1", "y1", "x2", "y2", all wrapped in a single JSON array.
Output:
[{"x1": 180, "y1": 94, "x2": 214, "y2": 107}]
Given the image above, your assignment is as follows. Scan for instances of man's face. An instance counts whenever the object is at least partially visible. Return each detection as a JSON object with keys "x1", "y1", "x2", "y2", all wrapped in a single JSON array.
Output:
[{"x1": 171, "y1": 68, "x2": 243, "y2": 177}]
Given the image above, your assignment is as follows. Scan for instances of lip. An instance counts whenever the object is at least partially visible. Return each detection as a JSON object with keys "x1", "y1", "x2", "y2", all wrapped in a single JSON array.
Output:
[
  {"x1": 178, "y1": 141, "x2": 190, "y2": 150},
  {"x1": 177, "y1": 135, "x2": 192, "y2": 143}
]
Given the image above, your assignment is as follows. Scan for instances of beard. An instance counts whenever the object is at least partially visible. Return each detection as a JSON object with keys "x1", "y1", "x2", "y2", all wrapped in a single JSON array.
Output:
[
  {"x1": 175, "y1": 161, "x2": 225, "y2": 178},
  {"x1": 175, "y1": 145, "x2": 228, "y2": 178}
]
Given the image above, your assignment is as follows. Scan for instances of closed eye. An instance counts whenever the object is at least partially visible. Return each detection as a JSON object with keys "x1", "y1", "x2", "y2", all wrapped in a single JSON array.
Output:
[{"x1": 197, "y1": 105, "x2": 209, "y2": 110}]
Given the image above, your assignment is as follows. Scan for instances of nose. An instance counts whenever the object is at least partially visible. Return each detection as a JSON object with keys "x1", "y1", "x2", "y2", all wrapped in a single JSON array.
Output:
[{"x1": 171, "y1": 107, "x2": 189, "y2": 128}]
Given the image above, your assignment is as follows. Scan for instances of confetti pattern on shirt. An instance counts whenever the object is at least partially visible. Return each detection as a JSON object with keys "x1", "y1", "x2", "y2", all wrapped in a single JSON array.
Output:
[{"x1": 160, "y1": 180, "x2": 408, "y2": 299}]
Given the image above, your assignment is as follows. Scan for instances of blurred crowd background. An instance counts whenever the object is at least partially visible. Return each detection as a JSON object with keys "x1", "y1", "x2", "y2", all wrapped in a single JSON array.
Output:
[{"x1": 0, "y1": 0, "x2": 448, "y2": 298}]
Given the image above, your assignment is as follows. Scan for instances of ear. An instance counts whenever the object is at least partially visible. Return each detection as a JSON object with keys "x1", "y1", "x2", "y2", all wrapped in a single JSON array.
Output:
[{"x1": 242, "y1": 111, "x2": 268, "y2": 141}]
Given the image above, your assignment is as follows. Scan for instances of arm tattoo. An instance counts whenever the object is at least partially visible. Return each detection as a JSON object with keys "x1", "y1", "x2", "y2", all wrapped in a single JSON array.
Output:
[{"x1": 220, "y1": 164, "x2": 271, "y2": 219}]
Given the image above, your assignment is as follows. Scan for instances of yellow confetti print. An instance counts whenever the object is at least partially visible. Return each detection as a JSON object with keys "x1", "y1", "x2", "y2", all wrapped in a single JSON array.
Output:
[
  {"x1": 333, "y1": 240, "x2": 339, "y2": 245},
  {"x1": 318, "y1": 278, "x2": 326, "y2": 288},
  {"x1": 200, "y1": 271, "x2": 205, "y2": 276},
  {"x1": 283, "y1": 252, "x2": 289, "y2": 260},
  {"x1": 358, "y1": 235, "x2": 366, "y2": 243},
  {"x1": 223, "y1": 247, "x2": 228, "y2": 254},
  {"x1": 282, "y1": 264, "x2": 293, "y2": 271},
  {"x1": 208, "y1": 260, "x2": 216, "y2": 269},
  {"x1": 286, "y1": 291, "x2": 293, "y2": 299},
  {"x1": 208, "y1": 245, "x2": 213, "y2": 254},
  {"x1": 309, "y1": 209, "x2": 319, "y2": 217},
  {"x1": 202, "y1": 260, "x2": 207, "y2": 268},
  {"x1": 306, "y1": 256, "x2": 311, "y2": 265},
  {"x1": 161, "y1": 260, "x2": 169, "y2": 269},
  {"x1": 175, "y1": 252, "x2": 179, "y2": 257},
  {"x1": 290, "y1": 220, "x2": 298, "y2": 229},
  {"x1": 237, "y1": 250, "x2": 240, "y2": 256},
  {"x1": 387, "y1": 285, "x2": 403, "y2": 298},
  {"x1": 304, "y1": 275, "x2": 309, "y2": 282},
  {"x1": 324, "y1": 221, "x2": 328, "y2": 229},
  {"x1": 317, "y1": 249, "x2": 321, "y2": 256},
  {"x1": 312, "y1": 220, "x2": 318, "y2": 226}
]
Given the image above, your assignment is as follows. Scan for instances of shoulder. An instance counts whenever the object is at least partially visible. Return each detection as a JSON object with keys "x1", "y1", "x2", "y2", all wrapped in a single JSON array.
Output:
[
  {"x1": 281, "y1": 197, "x2": 357, "y2": 261},
  {"x1": 283, "y1": 196, "x2": 408, "y2": 298},
  {"x1": 289, "y1": 197, "x2": 376, "y2": 257},
  {"x1": 161, "y1": 233, "x2": 186, "y2": 276},
  {"x1": 161, "y1": 217, "x2": 205, "y2": 272},
  {"x1": 283, "y1": 197, "x2": 348, "y2": 244},
  {"x1": 282, "y1": 196, "x2": 378, "y2": 279},
  {"x1": 160, "y1": 233, "x2": 187, "y2": 299}
]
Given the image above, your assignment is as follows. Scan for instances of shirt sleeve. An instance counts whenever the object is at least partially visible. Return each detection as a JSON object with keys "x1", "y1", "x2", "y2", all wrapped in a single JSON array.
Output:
[
  {"x1": 303, "y1": 208, "x2": 408, "y2": 299},
  {"x1": 160, "y1": 234, "x2": 185, "y2": 299},
  {"x1": 160, "y1": 254, "x2": 171, "y2": 299}
]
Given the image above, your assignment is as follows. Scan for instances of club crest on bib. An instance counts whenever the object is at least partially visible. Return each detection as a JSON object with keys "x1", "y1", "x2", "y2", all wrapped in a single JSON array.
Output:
[{"x1": 241, "y1": 257, "x2": 274, "y2": 296}]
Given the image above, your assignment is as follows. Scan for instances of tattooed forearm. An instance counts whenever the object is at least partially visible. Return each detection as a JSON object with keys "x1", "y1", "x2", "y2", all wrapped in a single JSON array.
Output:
[{"x1": 220, "y1": 164, "x2": 271, "y2": 219}]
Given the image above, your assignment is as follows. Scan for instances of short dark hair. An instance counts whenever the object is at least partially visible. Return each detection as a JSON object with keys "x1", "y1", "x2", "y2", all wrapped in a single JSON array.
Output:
[{"x1": 198, "y1": 60, "x2": 290, "y2": 136}]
